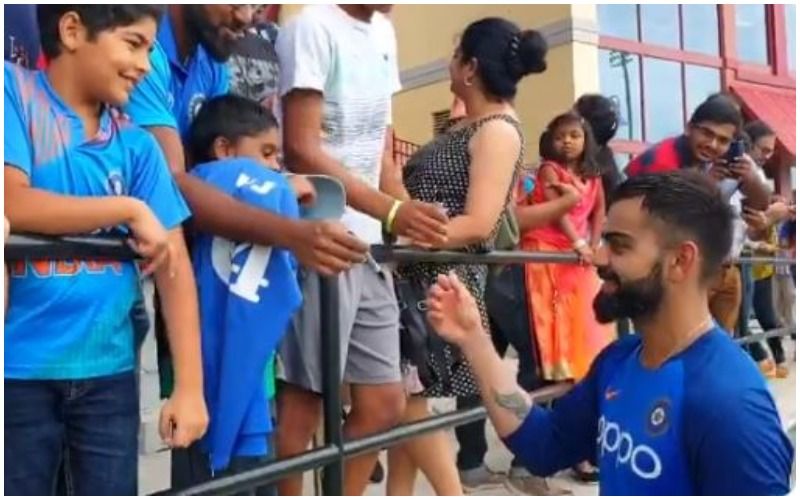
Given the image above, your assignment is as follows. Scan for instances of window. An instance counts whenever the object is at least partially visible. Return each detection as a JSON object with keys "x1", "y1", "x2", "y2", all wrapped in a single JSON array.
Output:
[
  {"x1": 643, "y1": 58, "x2": 683, "y2": 141},
  {"x1": 640, "y1": 4, "x2": 680, "y2": 49},
  {"x1": 597, "y1": 5, "x2": 721, "y2": 57},
  {"x1": 599, "y1": 49, "x2": 642, "y2": 141},
  {"x1": 735, "y1": 4, "x2": 769, "y2": 65},
  {"x1": 682, "y1": 5, "x2": 720, "y2": 56},
  {"x1": 684, "y1": 65, "x2": 721, "y2": 119},
  {"x1": 598, "y1": 4, "x2": 638, "y2": 41},
  {"x1": 786, "y1": 4, "x2": 796, "y2": 73}
]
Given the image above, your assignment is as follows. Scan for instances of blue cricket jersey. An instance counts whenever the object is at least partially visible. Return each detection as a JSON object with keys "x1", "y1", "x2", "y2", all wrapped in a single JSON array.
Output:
[
  {"x1": 124, "y1": 14, "x2": 229, "y2": 138},
  {"x1": 3, "y1": 63, "x2": 189, "y2": 380},
  {"x1": 504, "y1": 327, "x2": 794, "y2": 495},
  {"x1": 190, "y1": 159, "x2": 302, "y2": 471}
]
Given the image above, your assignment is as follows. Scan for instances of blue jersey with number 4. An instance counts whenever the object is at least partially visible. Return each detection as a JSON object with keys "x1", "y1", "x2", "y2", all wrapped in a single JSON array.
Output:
[{"x1": 190, "y1": 158, "x2": 301, "y2": 472}]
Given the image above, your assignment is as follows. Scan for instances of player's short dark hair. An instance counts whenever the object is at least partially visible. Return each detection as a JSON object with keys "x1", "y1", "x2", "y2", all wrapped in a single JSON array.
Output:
[
  {"x1": 608, "y1": 171, "x2": 734, "y2": 283},
  {"x1": 188, "y1": 94, "x2": 279, "y2": 165},
  {"x1": 38, "y1": 5, "x2": 163, "y2": 59}
]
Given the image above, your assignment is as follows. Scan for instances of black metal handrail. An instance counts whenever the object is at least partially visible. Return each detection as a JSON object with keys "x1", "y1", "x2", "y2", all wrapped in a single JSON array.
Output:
[{"x1": 3, "y1": 235, "x2": 795, "y2": 495}]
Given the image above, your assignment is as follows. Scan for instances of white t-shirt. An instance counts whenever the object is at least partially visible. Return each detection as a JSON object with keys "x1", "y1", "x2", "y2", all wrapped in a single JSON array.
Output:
[{"x1": 277, "y1": 5, "x2": 402, "y2": 243}]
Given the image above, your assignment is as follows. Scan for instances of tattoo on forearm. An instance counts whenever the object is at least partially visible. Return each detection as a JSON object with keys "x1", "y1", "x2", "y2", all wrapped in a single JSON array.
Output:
[{"x1": 493, "y1": 390, "x2": 532, "y2": 421}]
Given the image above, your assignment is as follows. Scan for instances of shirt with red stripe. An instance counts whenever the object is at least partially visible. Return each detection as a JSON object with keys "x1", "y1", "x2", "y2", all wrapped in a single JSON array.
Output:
[{"x1": 625, "y1": 135, "x2": 699, "y2": 178}]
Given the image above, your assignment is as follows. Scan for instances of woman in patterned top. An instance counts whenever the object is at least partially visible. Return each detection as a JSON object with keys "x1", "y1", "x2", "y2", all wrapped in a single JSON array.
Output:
[{"x1": 386, "y1": 17, "x2": 548, "y2": 495}]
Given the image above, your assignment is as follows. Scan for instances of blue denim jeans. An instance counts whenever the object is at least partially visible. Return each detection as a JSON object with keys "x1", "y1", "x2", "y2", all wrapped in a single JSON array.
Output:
[{"x1": 5, "y1": 371, "x2": 139, "y2": 495}]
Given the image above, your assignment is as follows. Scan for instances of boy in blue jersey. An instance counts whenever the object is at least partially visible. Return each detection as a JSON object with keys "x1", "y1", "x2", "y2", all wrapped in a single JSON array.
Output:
[
  {"x1": 4, "y1": 6, "x2": 208, "y2": 495},
  {"x1": 172, "y1": 94, "x2": 306, "y2": 491},
  {"x1": 426, "y1": 171, "x2": 793, "y2": 495}
]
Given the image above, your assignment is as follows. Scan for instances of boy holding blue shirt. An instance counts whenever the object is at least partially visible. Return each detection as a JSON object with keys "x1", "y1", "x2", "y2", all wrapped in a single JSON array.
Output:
[
  {"x1": 4, "y1": 6, "x2": 207, "y2": 495},
  {"x1": 176, "y1": 94, "x2": 306, "y2": 490}
]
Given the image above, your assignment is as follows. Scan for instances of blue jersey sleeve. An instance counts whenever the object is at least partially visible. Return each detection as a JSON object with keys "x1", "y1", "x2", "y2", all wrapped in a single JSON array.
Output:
[
  {"x1": 503, "y1": 358, "x2": 603, "y2": 476},
  {"x1": 4, "y1": 63, "x2": 33, "y2": 175},
  {"x1": 690, "y1": 387, "x2": 793, "y2": 495},
  {"x1": 128, "y1": 130, "x2": 190, "y2": 230},
  {"x1": 124, "y1": 43, "x2": 178, "y2": 129}
]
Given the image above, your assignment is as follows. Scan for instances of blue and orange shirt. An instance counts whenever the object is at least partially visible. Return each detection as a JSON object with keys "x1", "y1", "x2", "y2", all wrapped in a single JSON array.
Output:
[
  {"x1": 504, "y1": 328, "x2": 793, "y2": 495},
  {"x1": 124, "y1": 14, "x2": 229, "y2": 138},
  {"x1": 625, "y1": 135, "x2": 697, "y2": 178},
  {"x1": 3, "y1": 62, "x2": 190, "y2": 380}
]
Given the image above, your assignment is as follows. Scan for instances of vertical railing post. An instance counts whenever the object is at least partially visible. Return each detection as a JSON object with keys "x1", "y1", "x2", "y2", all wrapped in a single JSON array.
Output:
[{"x1": 319, "y1": 275, "x2": 344, "y2": 495}]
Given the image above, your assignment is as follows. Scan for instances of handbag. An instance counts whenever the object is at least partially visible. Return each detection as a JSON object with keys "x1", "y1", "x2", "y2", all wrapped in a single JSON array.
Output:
[{"x1": 395, "y1": 277, "x2": 460, "y2": 392}]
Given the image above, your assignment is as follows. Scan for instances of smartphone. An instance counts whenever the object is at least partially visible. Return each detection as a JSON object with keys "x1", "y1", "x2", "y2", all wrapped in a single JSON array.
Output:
[{"x1": 726, "y1": 139, "x2": 745, "y2": 163}]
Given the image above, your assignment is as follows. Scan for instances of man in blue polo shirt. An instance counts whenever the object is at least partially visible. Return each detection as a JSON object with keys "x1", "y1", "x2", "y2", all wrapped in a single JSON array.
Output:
[
  {"x1": 425, "y1": 171, "x2": 793, "y2": 495},
  {"x1": 4, "y1": 6, "x2": 207, "y2": 495},
  {"x1": 125, "y1": 5, "x2": 367, "y2": 279}
]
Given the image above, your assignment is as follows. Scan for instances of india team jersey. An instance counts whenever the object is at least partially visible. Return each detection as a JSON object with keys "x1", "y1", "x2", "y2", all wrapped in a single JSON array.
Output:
[
  {"x1": 3, "y1": 62, "x2": 189, "y2": 380},
  {"x1": 190, "y1": 159, "x2": 302, "y2": 471},
  {"x1": 504, "y1": 327, "x2": 793, "y2": 495}
]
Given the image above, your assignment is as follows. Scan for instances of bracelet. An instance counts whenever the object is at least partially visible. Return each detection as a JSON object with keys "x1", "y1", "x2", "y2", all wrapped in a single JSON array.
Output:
[
  {"x1": 385, "y1": 199, "x2": 403, "y2": 234},
  {"x1": 573, "y1": 238, "x2": 588, "y2": 250}
]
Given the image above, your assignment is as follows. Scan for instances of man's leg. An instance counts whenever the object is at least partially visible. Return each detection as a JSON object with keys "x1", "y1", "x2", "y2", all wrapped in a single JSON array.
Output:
[
  {"x1": 342, "y1": 265, "x2": 405, "y2": 494},
  {"x1": 275, "y1": 383, "x2": 323, "y2": 495},
  {"x1": 345, "y1": 383, "x2": 405, "y2": 494},
  {"x1": 753, "y1": 277, "x2": 787, "y2": 366},
  {"x1": 64, "y1": 371, "x2": 139, "y2": 495},
  {"x1": 276, "y1": 266, "x2": 364, "y2": 495},
  {"x1": 5, "y1": 379, "x2": 64, "y2": 495}
]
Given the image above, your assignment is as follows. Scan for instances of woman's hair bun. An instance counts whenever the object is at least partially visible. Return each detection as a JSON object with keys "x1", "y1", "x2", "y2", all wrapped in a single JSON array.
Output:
[{"x1": 512, "y1": 30, "x2": 548, "y2": 76}]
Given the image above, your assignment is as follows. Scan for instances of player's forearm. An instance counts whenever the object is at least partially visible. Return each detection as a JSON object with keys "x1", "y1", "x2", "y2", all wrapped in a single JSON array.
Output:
[
  {"x1": 154, "y1": 238, "x2": 203, "y2": 394},
  {"x1": 5, "y1": 185, "x2": 142, "y2": 235},
  {"x1": 174, "y1": 172, "x2": 301, "y2": 250},
  {"x1": 459, "y1": 332, "x2": 532, "y2": 438},
  {"x1": 285, "y1": 141, "x2": 396, "y2": 222}
]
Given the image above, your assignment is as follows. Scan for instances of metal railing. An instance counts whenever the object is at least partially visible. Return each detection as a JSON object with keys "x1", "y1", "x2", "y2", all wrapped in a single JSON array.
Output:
[{"x1": 4, "y1": 235, "x2": 796, "y2": 495}]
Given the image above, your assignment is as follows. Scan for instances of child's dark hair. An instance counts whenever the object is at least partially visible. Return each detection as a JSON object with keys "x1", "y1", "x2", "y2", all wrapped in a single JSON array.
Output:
[
  {"x1": 188, "y1": 94, "x2": 279, "y2": 164},
  {"x1": 458, "y1": 17, "x2": 548, "y2": 100},
  {"x1": 539, "y1": 112, "x2": 602, "y2": 178},
  {"x1": 37, "y1": 5, "x2": 164, "y2": 59}
]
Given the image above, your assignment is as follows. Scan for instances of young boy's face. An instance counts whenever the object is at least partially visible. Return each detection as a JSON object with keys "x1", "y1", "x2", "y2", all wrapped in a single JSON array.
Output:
[
  {"x1": 66, "y1": 14, "x2": 157, "y2": 106},
  {"x1": 230, "y1": 129, "x2": 282, "y2": 170}
]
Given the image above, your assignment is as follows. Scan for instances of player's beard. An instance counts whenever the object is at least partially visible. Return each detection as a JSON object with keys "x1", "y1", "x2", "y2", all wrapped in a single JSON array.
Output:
[{"x1": 593, "y1": 261, "x2": 665, "y2": 324}]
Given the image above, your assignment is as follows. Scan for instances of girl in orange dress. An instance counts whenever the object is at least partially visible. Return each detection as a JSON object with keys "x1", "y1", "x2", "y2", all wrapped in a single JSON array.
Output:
[{"x1": 519, "y1": 112, "x2": 615, "y2": 382}]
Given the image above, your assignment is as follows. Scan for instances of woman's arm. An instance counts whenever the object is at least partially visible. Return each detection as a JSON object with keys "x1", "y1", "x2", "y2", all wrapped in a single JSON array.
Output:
[{"x1": 437, "y1": 120, "x2": 521, "y2": 249}]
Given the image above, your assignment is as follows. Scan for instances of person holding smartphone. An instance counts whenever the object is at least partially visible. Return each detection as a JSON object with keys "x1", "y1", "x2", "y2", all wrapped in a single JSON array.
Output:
[{"x1": 626, "y1": 94, "x2": 771, "y2": 334}]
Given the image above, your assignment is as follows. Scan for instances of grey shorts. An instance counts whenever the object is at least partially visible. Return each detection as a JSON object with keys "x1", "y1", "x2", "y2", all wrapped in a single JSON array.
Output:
[{"x1": 278, "y1": 263, "x2": 401, "y2": 394}]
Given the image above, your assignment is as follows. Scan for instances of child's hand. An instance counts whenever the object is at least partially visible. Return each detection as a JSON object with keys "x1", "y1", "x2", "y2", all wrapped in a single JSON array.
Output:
[
  {"x1": 159, "y1": 387, "x2": 209, "y2": 449},
  {"x1": 288, "y1": 175, "x2": 317, "y2": 206},
  {"x1": 128, "y1": 201, "x2": 174, "y2": 277},
  {"x1": 574, "y1": 240, "x2": 593, "y2": 265}
]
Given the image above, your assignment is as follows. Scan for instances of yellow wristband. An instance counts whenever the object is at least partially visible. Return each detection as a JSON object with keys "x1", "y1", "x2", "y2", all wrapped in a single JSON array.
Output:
[{"x1": 385, "y1": 200, "x2": 403, "y2": 234}]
